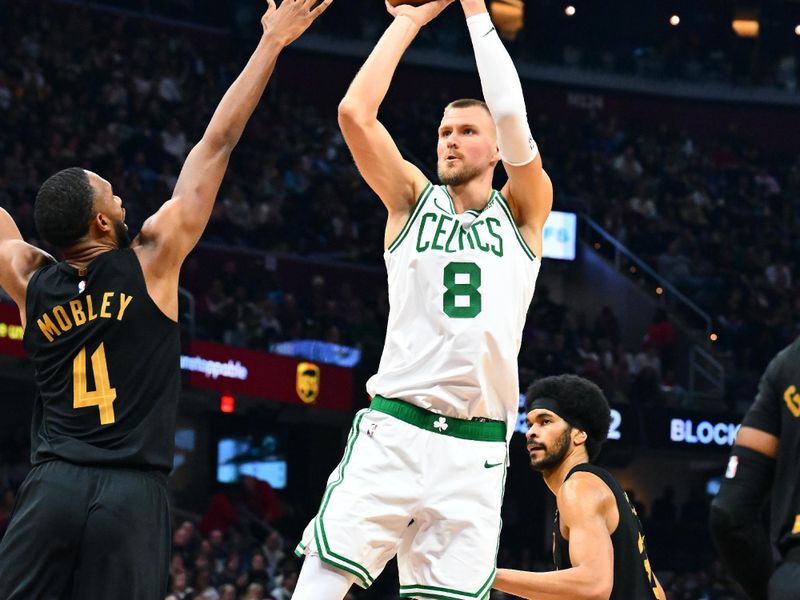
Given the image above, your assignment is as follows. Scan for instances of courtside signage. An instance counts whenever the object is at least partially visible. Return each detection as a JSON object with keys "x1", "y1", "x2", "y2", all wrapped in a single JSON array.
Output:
[
  {"x1": 181, "y1": 355, "x2": 248, "y2": 380},
  {"x1": 183, "y1": 340, "x2": 352, "y2": 412},
  {"x1": 669, "y1": 418, "x2": 739, "y2": 446}
]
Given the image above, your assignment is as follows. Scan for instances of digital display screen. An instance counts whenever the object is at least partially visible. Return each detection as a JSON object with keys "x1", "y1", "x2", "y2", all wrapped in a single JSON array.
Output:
[
  {"x1": 216, "y1": 435, "x2": 287, "y2": 489},
  {"x1": 542, "y1": 211, "x2": 577, "y2": 261}
]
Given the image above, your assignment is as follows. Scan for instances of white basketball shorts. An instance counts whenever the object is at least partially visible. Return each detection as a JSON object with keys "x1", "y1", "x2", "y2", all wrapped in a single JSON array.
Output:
[{"x1": 295, "y1": 395, "x2": 508, "y2": 600}]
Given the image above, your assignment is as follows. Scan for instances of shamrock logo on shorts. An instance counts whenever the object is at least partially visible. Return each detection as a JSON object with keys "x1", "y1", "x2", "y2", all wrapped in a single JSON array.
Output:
[{"x1": 433, "y1": 417, "x2": 448, "y2": 432}]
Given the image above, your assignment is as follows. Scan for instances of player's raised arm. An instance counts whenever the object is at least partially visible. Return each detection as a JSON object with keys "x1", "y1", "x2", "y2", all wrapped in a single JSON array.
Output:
[
  {"x1": 493, "y1": 475, "x2": 615, "y2": 600},
  {"x1": 337, "y1": 1, "x2": 452, "y2": 218},
  {"x1": 135, "y1": 0, "x2": 332, "y2": 268},
  {"x1": 459, "y1": 0, "x2": 552, "y2": 255},
  {"x1": 0, "y1": 207, "x2": 54, "y2": 323}
]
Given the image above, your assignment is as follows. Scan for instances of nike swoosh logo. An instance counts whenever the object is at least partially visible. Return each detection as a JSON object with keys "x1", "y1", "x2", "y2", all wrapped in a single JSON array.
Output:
[
  {"x1": 433, "y1": 197, "x2": 451, "y2": 214},
  {"x1": 484, "y1": 461, "x2": 503, "y2": 469},
  {"x1": 483, "y1": 27, "x2": 496, "y2": 37}
]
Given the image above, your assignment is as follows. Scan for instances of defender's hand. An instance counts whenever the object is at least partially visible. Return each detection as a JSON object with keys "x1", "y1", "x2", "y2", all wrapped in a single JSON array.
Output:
[
  {"x1": 385, "y1": 0, "x2": 455, "y2": 28},
  {"x1": 261, "y1": 0, "x2": 333, "y2": 47}
]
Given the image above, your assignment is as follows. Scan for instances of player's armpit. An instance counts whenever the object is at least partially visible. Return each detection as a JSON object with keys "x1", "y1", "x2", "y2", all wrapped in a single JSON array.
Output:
[
  {"x1": 134, "y1": 201, "x2": 191, "y2": 275},
  {"x1": 501, "y1": 161, "x2": 553, "y2": 256}
]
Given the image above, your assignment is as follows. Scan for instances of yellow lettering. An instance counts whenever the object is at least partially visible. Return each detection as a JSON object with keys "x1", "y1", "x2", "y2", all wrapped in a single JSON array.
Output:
[
  {"x1": 70, "y1": 300, "x2": 87, "y2": 326},
  {"x1": 117, "y1": 294, "x2": 133, "y2": 321},
  {"x1": 100, "y1": 292, "x2": 114, "y2": 318},
  {"x1": 793, "y1": 515, "x2": 800, "y2": 535},
  {"x1": 86, "y1": 295, "x2": 98, "y2": 320},
  {"x1": 52, "y1": 306, "x2": 72, "y2": 331},
  {"x1": 10, "y1": 325, "x2": 23, "y2": 340},
  {"x1": 784, "y1": 386, "x2": 800, "y2": 418},
  {"x1": 73, "y1": 343, "x2": 116, "y2": 425},
  {"x1": 37, "y1": 314, "x2": 61, "y2": 342},
  {"x1": 0, "y1": 323, "x2": 6, "y2": 338}
]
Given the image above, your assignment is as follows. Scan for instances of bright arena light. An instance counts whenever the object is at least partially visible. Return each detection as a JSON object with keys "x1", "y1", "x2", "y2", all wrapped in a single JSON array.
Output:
[
  {"x1": 565, "y1": 5, "x2": 576, "y2": 17},
  {"x1": 795, "y1": 24, "x2": 800, "y2": 36},
  {"x1": 669, "y1": 15, "x2": 681, "y2": 26}
]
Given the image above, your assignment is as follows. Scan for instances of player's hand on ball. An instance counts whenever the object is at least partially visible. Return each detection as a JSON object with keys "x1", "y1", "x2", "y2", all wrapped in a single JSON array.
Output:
[
  {"x1": 261, "y1": 0, "x2": 333, "y2": 47},
  {"x1": 385, "y1": 0, "x2": 455, "y2": 28}
]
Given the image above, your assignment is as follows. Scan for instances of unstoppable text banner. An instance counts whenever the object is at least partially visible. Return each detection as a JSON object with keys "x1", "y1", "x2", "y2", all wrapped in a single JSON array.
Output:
[{"x1": 183, "y1": 339, "x2": 353, "y2": 412}]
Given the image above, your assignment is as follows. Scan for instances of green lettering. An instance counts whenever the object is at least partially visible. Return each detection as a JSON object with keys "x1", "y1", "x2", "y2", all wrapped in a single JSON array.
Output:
[
  {"x1": 431, "y1": 215, "x2": 453, "y2": 251},
  {"x1": 444, "y1": 221, "x2": 460, "y2": 253},
  {"x1": 485, "y1": 217, "x2": 504, "y2": 257},
  {"x1": 459, "y1": 227, "x2": 475, "y2": 251},
  {"x1": 472, "y1": 222, "x2": 490, "y2": 252},
  {"x1": 416, "y1": 213, "x2": 437, "y2": 252}
]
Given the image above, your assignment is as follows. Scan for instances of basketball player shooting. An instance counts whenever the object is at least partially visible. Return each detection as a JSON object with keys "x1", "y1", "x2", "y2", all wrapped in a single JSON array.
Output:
[
  {"x1": 0, "y1": 2, "x2": 331, "y2": 598},
  {"x1": 292, "y1": 1, "x2": 552, "y2": 598}
]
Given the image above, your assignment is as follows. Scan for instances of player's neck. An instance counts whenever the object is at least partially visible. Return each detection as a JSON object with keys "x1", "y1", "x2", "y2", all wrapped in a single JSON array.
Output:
[
  {"x1": 446, "y1": 178, "x2": 494, "y2": 214},
  {"x1": 543, "y1": 453, "x2": 588, "y2": 496},
  {"x1": 63, "y1": 238, "x2": 118, "y2": 271}
]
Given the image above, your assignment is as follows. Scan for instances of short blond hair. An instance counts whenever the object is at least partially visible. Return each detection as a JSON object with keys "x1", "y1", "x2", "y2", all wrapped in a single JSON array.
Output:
[{"x1": 444, "y1": 98, "x2": 490, "y2": 114}]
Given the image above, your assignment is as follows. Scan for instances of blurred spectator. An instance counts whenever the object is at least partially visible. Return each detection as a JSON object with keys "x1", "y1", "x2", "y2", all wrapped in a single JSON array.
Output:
[
  {"x1": 200, "y1": 476, "x2": 283, "y2": 538},
  {"x1": 651, "y1": 486, "x2": 678, "y2": 524}
]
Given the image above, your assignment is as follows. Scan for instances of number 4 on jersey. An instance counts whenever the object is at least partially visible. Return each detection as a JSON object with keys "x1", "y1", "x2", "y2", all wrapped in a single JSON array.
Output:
[{"x1": 73, "y1": 343, "x2": 117, "y2": 425}]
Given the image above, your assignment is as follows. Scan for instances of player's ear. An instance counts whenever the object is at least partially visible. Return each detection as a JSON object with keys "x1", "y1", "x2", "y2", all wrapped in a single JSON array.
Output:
[
  {"x1": 573, "y1": 429, "x2": 588, "y2": 447},
  {"x1": 94, "y1": 211, "x2": 112, "y2": 233}
]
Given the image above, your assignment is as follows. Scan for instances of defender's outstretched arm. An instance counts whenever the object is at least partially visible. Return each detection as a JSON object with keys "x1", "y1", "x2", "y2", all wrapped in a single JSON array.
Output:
[{"x1": 136, "y1": 0, "x2": 332, "y2": 267}]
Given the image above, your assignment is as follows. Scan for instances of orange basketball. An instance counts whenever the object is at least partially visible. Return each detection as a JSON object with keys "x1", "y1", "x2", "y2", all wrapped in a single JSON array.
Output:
[{"x1": 387, "y1": 0, "x2": 436, "y2": 6}]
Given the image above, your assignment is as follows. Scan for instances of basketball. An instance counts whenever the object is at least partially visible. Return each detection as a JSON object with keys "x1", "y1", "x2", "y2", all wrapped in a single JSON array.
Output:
[{"x1": 387, "y1": 0, "x2": 436, "y2": 7}]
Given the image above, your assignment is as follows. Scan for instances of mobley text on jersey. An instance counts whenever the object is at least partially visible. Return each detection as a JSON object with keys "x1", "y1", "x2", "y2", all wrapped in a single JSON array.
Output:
[{"x1": 36, "y1": 292, "x2": 134, "y2": 342}]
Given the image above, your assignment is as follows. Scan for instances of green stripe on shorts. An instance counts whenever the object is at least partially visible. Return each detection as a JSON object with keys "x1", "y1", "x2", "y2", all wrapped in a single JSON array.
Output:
[
  {"x1": 371, "y1": 396, "x2": 505, "y2": 442},
  {"x1": 314, "y1": 409, "x2": 375, "y2": 588},
  {"x1": 399, "y1": 573, "x2": 493, "y2": 599}
]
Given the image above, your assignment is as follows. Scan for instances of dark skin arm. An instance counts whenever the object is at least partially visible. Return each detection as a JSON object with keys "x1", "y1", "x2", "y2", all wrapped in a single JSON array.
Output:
[
  {"x1": 0, "y1": 207, "x2": 55, "y2": 327},
  {"x1": 734, "y1": 426, "x2": 779, "y2": 459},
  {"x1": 493, "y1": 474, "x2": 615, "y2": 600},
  {"x1": 131, "y1": 0, "x2": 331, "y2": 320},
  {"x1": 494, "y1": 472, "x2": 667, "y2": 600}
]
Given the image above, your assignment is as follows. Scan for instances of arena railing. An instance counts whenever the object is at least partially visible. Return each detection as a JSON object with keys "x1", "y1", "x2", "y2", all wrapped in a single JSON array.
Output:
[
  {"x1": 579, "y1": 215, "x2": 726, "y2": 406},
  {"x1": 579, "y1": 215, "x2": 712, "y2": 337}
]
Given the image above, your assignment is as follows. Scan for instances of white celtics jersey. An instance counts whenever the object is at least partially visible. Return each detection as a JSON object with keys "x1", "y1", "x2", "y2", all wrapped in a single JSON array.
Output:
[{"x1": 367, "y1": 183, "x2": 541, "y2": 429}]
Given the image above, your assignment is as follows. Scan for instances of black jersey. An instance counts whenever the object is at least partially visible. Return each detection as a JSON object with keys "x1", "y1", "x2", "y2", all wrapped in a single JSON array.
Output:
[
  {"x1": 23, "y1": 248, "x2": 181, "y2": 473},
  {"x1": 741, "y1": 336, "x2": 800, "y2": 554},
  {"x1": 554, "y1": 464, "x2": 660, "y2": 600}
]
